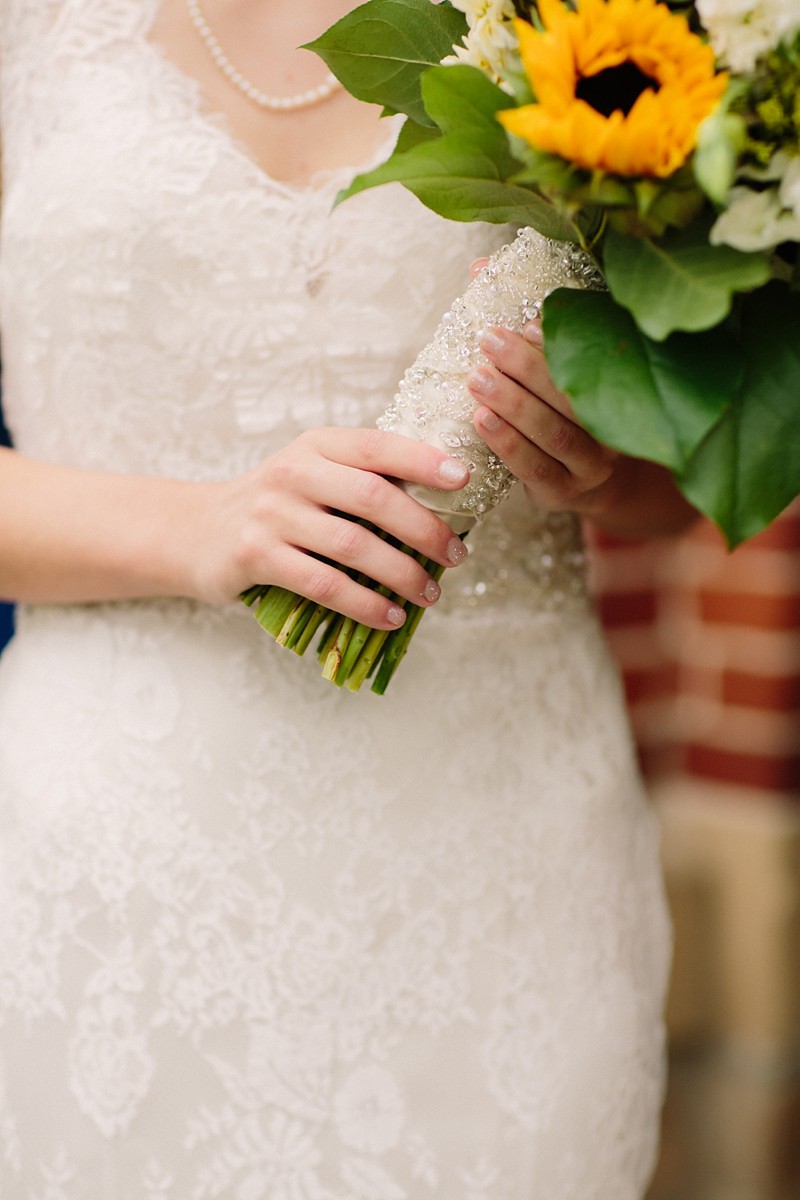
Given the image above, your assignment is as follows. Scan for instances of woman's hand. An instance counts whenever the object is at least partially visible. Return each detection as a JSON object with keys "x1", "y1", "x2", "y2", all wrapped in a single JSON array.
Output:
[
  {"x1": 467, "y1": 321, "x2": 699, "y2": 539},
  {"x1": 468, "y1": 321, "x2": 619, "y2": 512},
  {"x1": 191, "y1": 427, "x2": 470, "y2": 628}
]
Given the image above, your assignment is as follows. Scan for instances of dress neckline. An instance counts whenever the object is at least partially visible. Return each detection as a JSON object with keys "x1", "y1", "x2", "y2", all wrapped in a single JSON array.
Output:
[{"x1": 141, "y1": 17, "x2": 401, "y2": 198}]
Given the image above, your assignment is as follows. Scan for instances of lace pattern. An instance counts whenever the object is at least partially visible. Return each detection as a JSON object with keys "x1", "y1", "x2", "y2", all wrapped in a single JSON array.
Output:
[{"x1": 0, "y1": 2, "x2": 671, "y2": 1196}]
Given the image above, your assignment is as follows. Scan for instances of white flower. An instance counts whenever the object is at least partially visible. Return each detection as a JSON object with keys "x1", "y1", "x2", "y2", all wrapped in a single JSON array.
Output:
[
  {"x1": 444, "y1": 0, "x2": 521, "y2": 89},
  {"x1": 696, "y1": 0, "x2": 800, "y2": 73},
  {"x1": 779, "y1": 154, "x2": 800, "y2": 215},
  {"x1": 710, "y1": 176, "x2": 800, "y2": 252}
]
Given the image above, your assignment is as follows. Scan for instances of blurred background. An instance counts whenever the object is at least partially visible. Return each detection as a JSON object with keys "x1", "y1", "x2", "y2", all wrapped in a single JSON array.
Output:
[
  {"x1": 588, "y1": 509, "x2": 800, "y2": 1200},
  {"x1": 0, "y1": 393, "x2": 796, "y2": 1196},
  {"x1": 0, "y1": 397, "x2": 11, "y2": 648}
]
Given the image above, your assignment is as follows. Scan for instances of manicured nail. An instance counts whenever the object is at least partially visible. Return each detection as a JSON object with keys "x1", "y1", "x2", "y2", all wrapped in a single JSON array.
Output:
[
  {"x1": 387, "y1": 605, "x2": 406, "y2": 627},
  {"x1": 468, "y1": 367, "x2": 496, "y2": 396},
  {"x1": 436, "y1": 456, "x2": 468, "y2": 485},
  {"x1": 421, "y1": 578, "x2": 441, "y2": 603},
  {"x1": 523, "y1": 321, "x2": 543, "y2": 346},
  {"x1": 480, "y1": 328, "x2": 506, "y2": 355},
  {"x1": 446, "y1": 537, "x2": 468, "y2": 565},
  {"x1": 477, "y1": 406, "x2": 502, "y2": 432}
]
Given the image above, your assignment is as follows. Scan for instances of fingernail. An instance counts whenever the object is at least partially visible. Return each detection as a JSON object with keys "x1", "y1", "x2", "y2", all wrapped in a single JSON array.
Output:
[
  {"x1": 421, "y1": 578, "x2": 441, "y2": 603},
  {"x1": 387, "y1": 605, "x2": 406, "y2": 627},
  {"x1": 480, "y1": 328, "x2": 506, "y2": 355},
  {"x1": 446, "y1": 537, "x2": 468, "y2": 565},
  {"x1": 477, "y1": 406, "x2": 502, "y2": 432},
  {"x1": 523, "y1": 321, "x2": 543, "y2": 346},
  {"x1": 468, "y1": 367, "x2": 495, "y2": 396},
  {"x1": 436, "y1": 456, "x2": 468, "y2": 485}
]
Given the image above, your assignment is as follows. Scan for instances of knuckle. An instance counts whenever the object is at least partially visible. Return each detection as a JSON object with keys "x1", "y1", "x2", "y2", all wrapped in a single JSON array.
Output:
[
  {"x1": 359, "y1": 427, "x2": 387, "y2": 467},
  {"x1": 525, "y1": 455, "x2": 553, "y2": 486},
  {"x1": 352, "y1": 470, "x2": 385, "y2": 511},
  {"x1": 235, "y1": 532, "x2": 263, "y2": 577},
  {"x1": 330, "y1": 518, "x2": 367, "y2": 561},
  {"x1": 547, "y1": 421, "x2": 575, "y2": 457},
  {"x1": 268, "y1": 458, "x2": 300, "y2": 493},
  {"x1": 305, "y1": 564, "x2": 341, "y2": 607}
]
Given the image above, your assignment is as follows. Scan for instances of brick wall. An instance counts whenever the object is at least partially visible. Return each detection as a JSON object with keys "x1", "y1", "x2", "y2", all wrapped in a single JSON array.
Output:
[
  {"x1": 588, "y1": 502, "x2": 800, "y2": 1200},
  {"x1": 588, "y1": 503, "x2": 800, "y2": 796}
]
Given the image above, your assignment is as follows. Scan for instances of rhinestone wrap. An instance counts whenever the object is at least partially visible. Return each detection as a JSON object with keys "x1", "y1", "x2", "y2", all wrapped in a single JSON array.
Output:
[
  {"x1": 378, "y1": 226, "x2": 605, "y2": 530},
  {"x1": 378, "y1": 226, "x2": 603, "y2": 616}
]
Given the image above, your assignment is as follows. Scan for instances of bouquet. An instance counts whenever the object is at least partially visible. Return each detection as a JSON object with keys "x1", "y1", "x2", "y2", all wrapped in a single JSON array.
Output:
[{"x1": 245, "y1": 0, "x2": 800, "y2": 693}]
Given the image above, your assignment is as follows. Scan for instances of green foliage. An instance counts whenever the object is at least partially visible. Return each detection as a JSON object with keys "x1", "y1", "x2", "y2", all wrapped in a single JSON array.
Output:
[
  {"x1": 694, "y1": 87, "x2": 749, "y2": 205},
  {"x1": 602, "y1": 223, "x2": 771, "y2": 339},
  {"x1": 679, "y1": 284, "x2": 800, "y2": 546},
  {"x1": 304, "y1": 0, "x2": 468, "y2": 127},
  {"x1": 542, "y1": 289, "x2": 739, "y2": 469},
  {"x1": 338, "y1": 133, "x2": 573, "y2": 231},
  {"x1": 336, "y1": 62, "x2": 576, "y2": 235},
  {"x1": 731, "y1": 31, "x2": 800, "y2": 167},
  {"x1": 543, "y1": 283, "x2": 800, "y2": 546}
]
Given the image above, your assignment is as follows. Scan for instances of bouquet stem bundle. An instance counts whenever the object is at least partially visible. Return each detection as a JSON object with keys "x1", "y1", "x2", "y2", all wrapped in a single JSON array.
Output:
[{"x1": 242, "y1": 538, "x2": 446, "y2": 695}]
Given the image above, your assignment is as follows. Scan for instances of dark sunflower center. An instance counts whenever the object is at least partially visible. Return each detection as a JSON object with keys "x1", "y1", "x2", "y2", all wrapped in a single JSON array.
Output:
[{"x1": 576, "y1": 60, "x2": 660, "y2": 118}]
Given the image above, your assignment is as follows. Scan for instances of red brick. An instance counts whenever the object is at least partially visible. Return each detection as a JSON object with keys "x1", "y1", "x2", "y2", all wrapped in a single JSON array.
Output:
[
  {"x1": 721, "y1": 671, "x2": 800, "y2": 711},
  {"x1": 597, "y1": 589, "x2": 660, "y2": 627},
  {"x1": 698, "y1": 590, "x2": 800, "y2": 630},
  {"x1": 685, "y1": 744, "x2": 800, "y2": 793},
  {"x1": 622, "y1": 664, "x2": 680, "y2": 705}
]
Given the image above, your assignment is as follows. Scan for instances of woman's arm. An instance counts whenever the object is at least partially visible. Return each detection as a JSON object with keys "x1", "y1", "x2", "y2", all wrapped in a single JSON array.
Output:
[
  {"x1": 0, "y1": 432, "x2": 470, "y2": 627},
  {"x1": 468, "y1": 323, "x2": 699, "y2": 540}
]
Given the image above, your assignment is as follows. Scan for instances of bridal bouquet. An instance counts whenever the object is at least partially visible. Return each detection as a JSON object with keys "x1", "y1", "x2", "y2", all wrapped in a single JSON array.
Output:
[{"x1": 245, "y1": 0, "x2": 800, "y2": 693}]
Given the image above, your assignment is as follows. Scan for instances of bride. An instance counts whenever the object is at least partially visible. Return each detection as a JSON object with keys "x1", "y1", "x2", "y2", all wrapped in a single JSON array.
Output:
[{"x1": 0, "y1": 1, "x2": 695, "y2": 1196}]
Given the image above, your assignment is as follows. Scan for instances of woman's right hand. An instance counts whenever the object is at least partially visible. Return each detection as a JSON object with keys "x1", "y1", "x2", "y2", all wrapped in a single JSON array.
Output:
[{"x1": 189, "y1": 427, "x2": 470, "y2": 629}]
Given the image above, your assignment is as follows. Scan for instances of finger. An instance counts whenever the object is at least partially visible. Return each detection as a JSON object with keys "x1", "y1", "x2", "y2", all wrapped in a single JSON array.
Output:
[
  {"x1": 265, "y1": 544, "x2": 411, "y2": 631},
  {"x1": 310, "y1": 427, "x2": 470, "y2": 493},
  {"x1": 477, "y1": 326, "x2": 574, "y2": 419},
  {"x1": 468, "y1": 360, "x2": 606, "y2": 473},
  {"x1": 293, "y1": 429, "x2": 469, "y2": 568},
  {"x1": 470, "y1": 257, "x2": 490, "y2": 279},
  {"x1": 299, "y1": 510, "x2": 445, "y2": 608},
  {"x1": 472, "y1": 405, "x2": 572, "y2": 503},
  {"x1": 473, "y1": 384, "x2": 617, "y2": 500},
  {"x1": 306, "y1": 461, "x2": 468, "y2": 570}
]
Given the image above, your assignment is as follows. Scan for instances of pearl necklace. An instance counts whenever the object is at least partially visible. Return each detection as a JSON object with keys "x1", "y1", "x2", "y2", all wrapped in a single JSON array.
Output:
[{"x1": 185, "y1": 0, "x2": 343, "y2": 112}]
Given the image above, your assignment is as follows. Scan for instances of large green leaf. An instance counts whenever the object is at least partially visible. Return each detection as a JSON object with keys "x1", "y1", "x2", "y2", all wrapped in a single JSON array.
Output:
[
  {"x1": 542, "y1": 288, "x2": 742, "y2": 469},
  {"x1": 603, "y1": 224, "x2": 771, "y2": 340},
  {"x1": 420, "y1": 63, "x2": 512, "y2": 137},
  {"x1": 338, "y1": 133, "x2": 574, "y2": 233},
  {"x1": 678, "y1": 284, "x2": 800, "y2": 546},
  {"x1": 304, "y1": 0, "x2": 467, "y2": 127}
]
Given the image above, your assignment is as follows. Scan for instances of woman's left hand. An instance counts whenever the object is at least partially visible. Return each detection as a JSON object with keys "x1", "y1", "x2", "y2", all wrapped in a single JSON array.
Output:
[{"x1": 468, "y1": 321, "x2": 620, "y2": 515}]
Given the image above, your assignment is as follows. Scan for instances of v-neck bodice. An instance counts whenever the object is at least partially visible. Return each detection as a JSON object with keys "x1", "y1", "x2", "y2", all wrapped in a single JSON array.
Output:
[{"x1": 0, "y1": 0, "x2": 505, "y2": 481}]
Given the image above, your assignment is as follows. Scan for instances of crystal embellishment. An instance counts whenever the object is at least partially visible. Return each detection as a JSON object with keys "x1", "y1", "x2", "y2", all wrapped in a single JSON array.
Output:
[{"x1": 378, "y1": 227, "x2": 605, "y2": 532}]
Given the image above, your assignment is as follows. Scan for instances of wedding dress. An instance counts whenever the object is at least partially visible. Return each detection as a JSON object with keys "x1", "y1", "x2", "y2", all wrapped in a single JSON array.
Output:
[{"x1": 0, "y1": 2, "x2": 671, "y2": 1197}]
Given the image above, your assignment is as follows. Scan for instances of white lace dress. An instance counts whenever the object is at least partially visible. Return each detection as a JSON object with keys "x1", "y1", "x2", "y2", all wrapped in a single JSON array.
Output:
[{"x1": 0, "y1": 3, "x2": 671, "y2": 1197}]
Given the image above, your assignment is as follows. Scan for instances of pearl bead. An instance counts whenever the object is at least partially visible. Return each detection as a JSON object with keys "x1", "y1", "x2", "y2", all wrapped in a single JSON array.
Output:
[{"x1": 185, "y1": 0, "x2": 343, "y2": 113}]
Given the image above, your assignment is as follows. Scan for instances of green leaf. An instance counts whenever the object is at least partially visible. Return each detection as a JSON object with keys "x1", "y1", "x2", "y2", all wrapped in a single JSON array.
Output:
[
  {"x1": 304, "y1": 0, "x2": 468, "y2": 127},
  {"x1": 420, "y1": 63, "x2": 512, "y2": 137},
  {"x1": 338, "y1": 133, "x2": 574, "y2": 233},
  {"x1": 393, "y1": 117, "x2": 442, "y2": 154},
  {"x1": 603, "y1": 223, "x2": 771, "y2": 340},
  {"x1": 678, "y1": 284, "x2": 800, "y2": 546},
  {"x1": 542, "y1": 289, "x2": 742, "y2": 469}
]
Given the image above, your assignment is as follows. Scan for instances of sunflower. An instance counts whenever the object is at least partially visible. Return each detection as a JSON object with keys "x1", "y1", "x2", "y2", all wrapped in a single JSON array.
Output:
[{"x1": 499, "y1": 0, "x2": 727, "y2": 178}]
